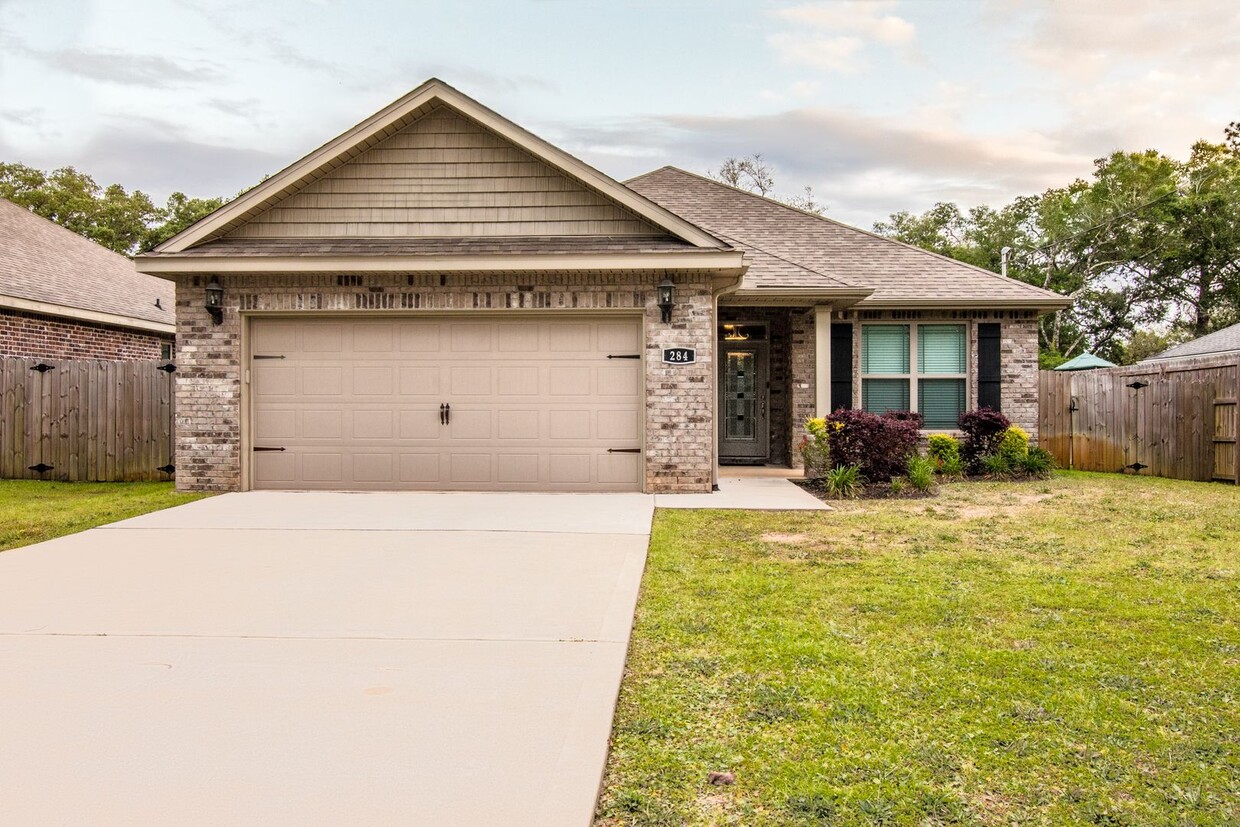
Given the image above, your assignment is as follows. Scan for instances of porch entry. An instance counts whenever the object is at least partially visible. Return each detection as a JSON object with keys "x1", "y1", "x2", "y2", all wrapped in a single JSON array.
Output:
[{"x1": 718, "y1": 323, "x2": 770, "y2": 463}]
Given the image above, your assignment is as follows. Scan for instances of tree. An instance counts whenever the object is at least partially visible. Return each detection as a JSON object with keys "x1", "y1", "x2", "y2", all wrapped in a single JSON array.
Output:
[
  {"x1": 1, "y1": 162, "x2": 231, "y2": 256},
  {"x1": 872, "y1": 131, "x2": 1240, "y2": 363},
  {"x1": 711, "y1": 154, "x2": 826, "y2": 214},
  {"x1": 0, "y1": 163, "x2": 159, "y2": 254},
  {"x1": 141, "y1": 192, "x2": 227, "y2": 252}
]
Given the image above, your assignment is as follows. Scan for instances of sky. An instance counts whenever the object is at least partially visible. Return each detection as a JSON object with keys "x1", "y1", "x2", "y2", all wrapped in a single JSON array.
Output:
[{"x1": 0, "y1": 0, "x2": 1236, "y2": 228}]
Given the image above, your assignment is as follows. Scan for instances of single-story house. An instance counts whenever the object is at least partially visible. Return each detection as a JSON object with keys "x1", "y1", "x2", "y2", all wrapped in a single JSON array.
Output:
[
  {"x1": 1142, "y1": 322, "x2": 1240, "y2": 364},
  {"x1": 1, "y1": 198, "x2": 175, "y2": 359},
  {"x1": 136, "y1": 79, "x2": 1069, "y2": 494}
]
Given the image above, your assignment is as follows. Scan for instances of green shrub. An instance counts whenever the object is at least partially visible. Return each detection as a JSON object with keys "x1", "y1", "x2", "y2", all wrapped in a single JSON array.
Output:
[
  {"x1": 1020, "y1": 446, "x2": 1056, "y2": 477},
  {"x1": 907, "y1": 454, "x2": 937, "y2": 492},
  {"x1": 939, "y1": 453, "x2": 965, "y2": 478},
  {"x1": 890, "y1": 477, "x2": 907, "y2": 495},
  {"x1": 981, "y1": 453, "x2": 1013, "y2": 478},
  {"x1": 823, "y1": 464, "x2": 863, "y2": 499},
  {"x1": 927, "y1": 433, "x2": 962, "y2": 475},
  {"x1": 799, "y1": 417, "x2": 831, "y2": 479},
  {"x1": 998, "y1": 425, "x2": 1031, "y2": 463}
]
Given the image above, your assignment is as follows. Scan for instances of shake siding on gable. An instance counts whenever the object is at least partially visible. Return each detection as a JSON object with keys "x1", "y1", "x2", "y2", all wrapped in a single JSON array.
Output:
[{"x1": 227, "y1": 106, "x2": 663, "y2": 239}]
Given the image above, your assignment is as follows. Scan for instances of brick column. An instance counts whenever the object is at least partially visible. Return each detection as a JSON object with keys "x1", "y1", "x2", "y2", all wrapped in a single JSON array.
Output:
[{"x1": 789, "y1": 309, "x2": 816, "y2": 467}]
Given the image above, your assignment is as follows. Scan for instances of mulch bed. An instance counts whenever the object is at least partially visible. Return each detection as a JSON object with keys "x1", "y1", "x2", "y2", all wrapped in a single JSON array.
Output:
[{"x1": 794, "y1": 472, "x2": 1052, "y2": 502}]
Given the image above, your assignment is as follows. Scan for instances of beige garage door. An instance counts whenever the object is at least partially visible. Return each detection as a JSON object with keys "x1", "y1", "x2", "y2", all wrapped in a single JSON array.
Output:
[{"x1": 249, "y1": 316, "x2": 643, "y2": 491}]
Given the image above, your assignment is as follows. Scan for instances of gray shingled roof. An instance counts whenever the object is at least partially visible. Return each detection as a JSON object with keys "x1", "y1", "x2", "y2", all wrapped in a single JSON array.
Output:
[
  {"x1": 156, "y1": 236, "x2": 706, "y2": 257},
  {"x1": 627, "y1": 167, "x2": 1070, "y2": 308},
  {"x1": 0, "y1": 198, "x2": 174, "y2": 328},
  {"x1": 1145, "y1": 322, "x2": 1240, "y2": 362}
]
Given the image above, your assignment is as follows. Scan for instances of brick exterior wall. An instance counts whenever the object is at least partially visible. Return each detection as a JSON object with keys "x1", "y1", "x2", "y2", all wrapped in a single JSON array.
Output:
[
  {"x1": 999, "y1": 318, "x2": 1040, "y2": 436},
  {"x1": 0, "y1": 308, "x2": 172, "y2": 360},
  {"x1": 172, "y1": 272, "x2": 715, "y2": 494},
  {"x1": 788, "y1": 309, "x2": 817, "y2": 468}
]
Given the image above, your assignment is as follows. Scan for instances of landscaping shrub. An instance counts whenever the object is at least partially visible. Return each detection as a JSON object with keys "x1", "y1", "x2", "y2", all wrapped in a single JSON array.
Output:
[
  {"x1": 959, "y1": 408, "x2": 1011, "y2": 471},
  {"x1": 825, "y1": 409, "x2": 920, "y2": 481},
  {"x1": 981, "y1": 453, "x2": 1013, "y2": 478},
  {"x1": 799, "y1": 417, "x2": 831, "y2": 479},
  {"x1": 926, "y1": 433, "x2": 962, "y2": 475},
  {"x1": 998, "y1": 425, "x2": 1031, "y2": 463},
  {"x1": 882, "y1": 410, "x2": 925, "y2": 428},
  {"x1": 906, "y1": 455, "x2": 937, "y2": 492},
  {"x1": 1020, "y1": 446, "x2": 1056, "y2": 478},
  {"x1": 823, "y1": 464, "x2": 863, "y2": 499}
]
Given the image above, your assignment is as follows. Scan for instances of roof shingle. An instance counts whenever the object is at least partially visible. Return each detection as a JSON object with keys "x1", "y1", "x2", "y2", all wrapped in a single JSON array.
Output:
[
  {"x1": 627, "y1": 167, "x2": 1069, "y2": 308},
  {"x1": 0, "y1": 198, "x2": 174, "y2": 328},
  {"x1": 1145, "y1": 322, "x2": 1240, "y2": 362}
]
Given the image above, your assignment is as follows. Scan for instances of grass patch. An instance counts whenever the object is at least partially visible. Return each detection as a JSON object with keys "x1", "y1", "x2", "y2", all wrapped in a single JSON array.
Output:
[
  {"x1": 597, "y1": 472, "x2": 1240, "y2": 826},
  {"x1": 0, "y1": 480, "x2": 209, "y2": 552}
]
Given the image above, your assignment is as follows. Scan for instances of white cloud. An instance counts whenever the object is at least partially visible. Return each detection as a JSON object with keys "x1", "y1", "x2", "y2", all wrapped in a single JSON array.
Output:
[{"x1": 767, "y1": 1, "x2": 920, "y2": 72}]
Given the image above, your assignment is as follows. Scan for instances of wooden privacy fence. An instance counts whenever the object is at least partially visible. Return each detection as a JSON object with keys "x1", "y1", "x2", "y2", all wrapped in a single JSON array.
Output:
[
  {"x1": 0, "y1": 357, "x2": 176, "y2": 482},
  {"x1": 1038, "y1": 356, "x2": 1239, "y2": 484}
]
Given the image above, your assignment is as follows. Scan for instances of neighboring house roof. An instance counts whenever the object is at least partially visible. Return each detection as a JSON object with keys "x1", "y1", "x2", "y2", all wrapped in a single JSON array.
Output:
[
  {"x1": 1054, "y1": 352, "x2": 1117, "y2": 371},
  {"x1": 0, "y1": 198, "x2": 175, "y2": 334},
  {"x1": 627, "y1": 167, "x2": 1072, "y2": 309},
  {"x1": 1144, "y1": 322, "x2": 1240, "y2": 363}
]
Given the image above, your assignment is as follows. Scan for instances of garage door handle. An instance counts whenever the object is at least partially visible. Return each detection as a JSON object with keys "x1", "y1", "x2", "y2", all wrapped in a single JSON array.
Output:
[
  {"x1": 445, "y1": 403, "x2": 451, "y2": 425},
  {"x1": 439, "y1": 403, "x2": 445, "y2": 425},
  {"x1": 253, "y1": 446, "x2": 285, "y2": 452},
  {"x1": 607, "y1": 448, "x2": 641, "y2": 454}
]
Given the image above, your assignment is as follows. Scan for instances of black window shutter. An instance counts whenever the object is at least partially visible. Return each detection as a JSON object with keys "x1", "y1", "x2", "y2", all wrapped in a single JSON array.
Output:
[
  {"x1": 978, "y1": 323, "x2": 1002, "y2": 411},
  {"x1": 830, "y1": 323, "x2": 854, "y2": 412}
]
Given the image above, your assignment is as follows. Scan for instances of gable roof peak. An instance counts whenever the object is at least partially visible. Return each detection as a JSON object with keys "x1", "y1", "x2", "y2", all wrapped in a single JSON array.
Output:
[{"x1": 152, "y1": 81, "x2": 723, "y2": 254}]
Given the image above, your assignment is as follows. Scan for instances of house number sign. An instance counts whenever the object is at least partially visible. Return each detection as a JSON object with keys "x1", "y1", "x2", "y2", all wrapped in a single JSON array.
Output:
[{"x1": 662, "y1": 347, "x2": 697, "y2": 364}]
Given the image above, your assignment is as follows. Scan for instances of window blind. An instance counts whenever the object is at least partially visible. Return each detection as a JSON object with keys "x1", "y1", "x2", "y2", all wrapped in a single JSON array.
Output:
[
  {"x1": 918, "y1": 324, "x2": 966, "y2": 374},
  {"x1": 863, "y1": 378, "x2": 910, "y2": 413},
  {"x1": 862, "y1": 325, "x2": 910, "y2": 374},
  {"x1": 919, "y1": 378, "x2": 966, "y2": 429}
]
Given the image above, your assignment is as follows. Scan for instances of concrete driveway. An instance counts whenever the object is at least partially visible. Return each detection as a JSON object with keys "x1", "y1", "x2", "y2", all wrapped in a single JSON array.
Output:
[{"x1": 0, "y1": 491, "x2": 654, "y2": 826}]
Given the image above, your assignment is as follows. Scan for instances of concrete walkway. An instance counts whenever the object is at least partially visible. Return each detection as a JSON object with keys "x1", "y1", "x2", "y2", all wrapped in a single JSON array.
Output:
[
  {"x1": 657, "y1": 471, "x2": 830, "y2": 511},
  {"x1": 0, "y1": 492, "x2": 654, "y2": 826}
]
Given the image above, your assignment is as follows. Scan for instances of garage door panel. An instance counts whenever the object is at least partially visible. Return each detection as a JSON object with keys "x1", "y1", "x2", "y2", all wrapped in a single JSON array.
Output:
[
  {"x1": 449, "y1": 454, "x2": 492, "y2": 483},
  {"x1": 303, "y1": 410, "x2": 343, "y2": 439},
  {"x1": 352, "y1": 323, "x2": 394, "y2": 352},
  {"x1": 301, "y1": 367, "x2": 343, "y2": 396},
  {"x1": 255, "y1": 409, "x2": 296, "y2": 440},
  {"x1": 448, "y1": 410, "x2": 492, "y2": 440},
  {"x1": 303, "y1": 325, "x2": 343, "y2": 352},
  {"x1": 497, "y1": 366, "x2": 539, "y2": 396},
  {"x1": 399, "y1": 410, "x2": 441, "y2": 439},
  {"x1": 251, "y1": 316, "x2": 642, "y2": 491},
  {"x1": 256, "y1": 366, "x2": 296, "y2": 396},
  {"x1": 302, "y1": 453, "x2": 344, "y2": 482},
  {"x1": 450, "y1": 324, "x2": 492, "y2": 352},
  {"x1": 400, "y1": 453, "x2": 441, "y2": 482},
  {"x1": 450, "y1": 366, "x2": 492, "y2": 395},
  {"x1": 352, "y1": 366, "x2": 394, "y2": 396},
  {"x1": 399, "y1": 366, "x2": 440, "y2": 395},
  {"x1": 352, "y1": 453, "x2": 394, "y2": 482},
  {"x1": 353, "y1": 410, "x2": 394, "y2": 439},
  {"x1": 498, "y1": 410, "x2": 540, "y2": 440}
]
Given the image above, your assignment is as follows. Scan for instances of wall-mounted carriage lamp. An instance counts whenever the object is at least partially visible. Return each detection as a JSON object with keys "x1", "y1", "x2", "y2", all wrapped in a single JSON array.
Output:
[
  {"x1": 204, "y1": 278, "x2": 224, "y2": 325},
  {"x1": 656, "y1": 276, "x2": 675, "y2": 323}
]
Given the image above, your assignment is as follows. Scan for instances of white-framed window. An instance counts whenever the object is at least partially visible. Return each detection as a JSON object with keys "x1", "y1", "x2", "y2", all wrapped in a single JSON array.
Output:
[{"x1": 861, "y1": 323, "x2": 968, "y2": 430}]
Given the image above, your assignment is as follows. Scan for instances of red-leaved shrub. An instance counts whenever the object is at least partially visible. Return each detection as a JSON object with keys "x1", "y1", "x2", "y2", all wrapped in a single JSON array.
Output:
[
  {"x1": 958, "y1": 407, "x2": 1011, "y2": 471},
  {"x1": 825, "y1": 408, "x2": 921, "y2": 481}
]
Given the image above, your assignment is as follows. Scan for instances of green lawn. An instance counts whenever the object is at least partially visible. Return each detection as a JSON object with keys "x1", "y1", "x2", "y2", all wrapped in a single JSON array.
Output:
[
  {"x1": 0, "y1": 480, "x2": 210, "y2": 552},
  {"x1": 597, "y1": 472, "x2": 1239, "y2": 826}
]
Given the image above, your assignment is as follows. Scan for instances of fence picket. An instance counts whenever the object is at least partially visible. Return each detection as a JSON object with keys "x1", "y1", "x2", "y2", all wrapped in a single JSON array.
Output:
[
  {"x1": 1039, "y1": 356, "x2": 1239, "y2": 483},
  {"x1": 0, "y1": 357, "x2": 177, "y2": 483}
]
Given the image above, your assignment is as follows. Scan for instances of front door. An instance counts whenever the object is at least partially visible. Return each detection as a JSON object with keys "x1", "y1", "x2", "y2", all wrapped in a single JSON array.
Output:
[{"x1": 718, "y1": 342, "x2": 769, "y2": 463}]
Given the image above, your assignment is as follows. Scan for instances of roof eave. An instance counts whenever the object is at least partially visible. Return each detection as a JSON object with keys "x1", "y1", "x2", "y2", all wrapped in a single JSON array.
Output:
[
  {"x1": 856, "y1": 296, "x2": 1072, "y2": 312},
  {"x1": 134, "y1": 249, "x2": 749, "y2": 278},
  {"x1": 0, "y1": 293, "x2": 175, "y2": 335},
  {"x1": 723, "y1": 287, "x2": 873, "y2": 307}
]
